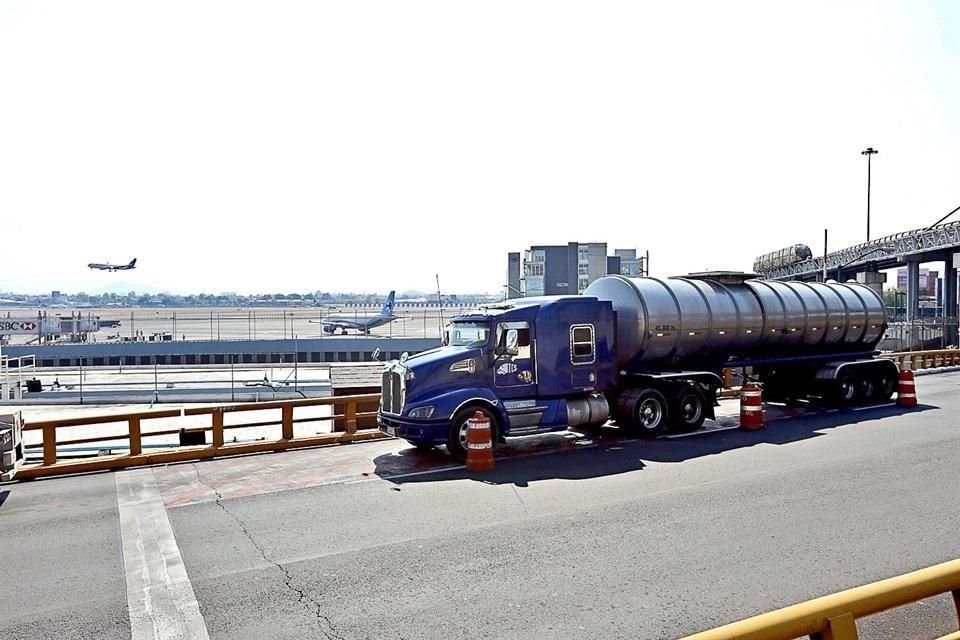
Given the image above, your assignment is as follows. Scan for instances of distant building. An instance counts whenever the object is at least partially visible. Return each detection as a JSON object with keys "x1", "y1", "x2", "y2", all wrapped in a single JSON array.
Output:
[
  {"x1": 614, "y1": 249, "x2": 647, "y2": 277},
  {"x1": 897, "y1": 267, "x2": 939, "y2": 297},
  {"x1": 506, "y1": 253, "x2": 521, "y2": 299},
  {"x1": 511, "y1": 243, "x2": 648, "y2": 297}
]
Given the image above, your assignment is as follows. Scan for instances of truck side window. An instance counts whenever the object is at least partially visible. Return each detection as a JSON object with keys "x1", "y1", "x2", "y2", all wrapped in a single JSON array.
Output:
[
  {"x1": 570, "y1": 325, "x2": 595, "y2": 362},
  {"x1": 497, "y1": 322, "x2": 531, "y2": 359},
  {"x1": 515, "y1": 328, "x2": 531, "y2": 359}
]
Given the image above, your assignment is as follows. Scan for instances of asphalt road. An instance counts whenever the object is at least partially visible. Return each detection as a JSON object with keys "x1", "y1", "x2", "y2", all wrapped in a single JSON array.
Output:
[{"x1": 2, "y1": 373, "x2": 960, "y2": 639}]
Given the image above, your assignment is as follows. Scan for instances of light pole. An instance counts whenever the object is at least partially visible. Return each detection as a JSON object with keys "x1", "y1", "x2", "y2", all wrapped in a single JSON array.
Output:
[{"x1": 861, "y1": 147, "x2": 878, "y2": 241}]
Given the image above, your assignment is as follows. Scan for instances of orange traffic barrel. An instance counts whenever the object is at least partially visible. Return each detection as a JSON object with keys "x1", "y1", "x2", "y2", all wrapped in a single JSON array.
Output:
[
  {"x1": 739, "y1": 383, "x2": 763, "y2": 430},
  {"x1": 897, "y1": 369, "x2": 917, "y2": 408},
  {"x1": 466, "y1": 411, "x2": 495, "y2": 471}
]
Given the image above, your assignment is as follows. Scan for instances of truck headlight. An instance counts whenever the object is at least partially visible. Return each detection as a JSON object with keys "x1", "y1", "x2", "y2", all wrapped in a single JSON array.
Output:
[
  {"x1": 404, "y1": 369, "x2": 415, "y2": 381},
  {"x1": 407, "y1": 405, "x2": 435, "y2": 419}
]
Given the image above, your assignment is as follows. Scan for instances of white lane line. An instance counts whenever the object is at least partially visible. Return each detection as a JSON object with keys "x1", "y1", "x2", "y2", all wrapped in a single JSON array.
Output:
[
  {"x1": 851, "y1": 403, "x2": 891, "y2": 411},
  {"x1": 117, "y1": 468, "x2": 210, "y2": 640},
  {"x1": 662, "y1": 425, "x2": 741, "y2": 439}
]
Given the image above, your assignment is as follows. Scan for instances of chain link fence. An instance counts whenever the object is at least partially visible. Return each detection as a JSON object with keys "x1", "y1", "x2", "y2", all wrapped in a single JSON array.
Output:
[{"x1": 879, "y1": 317, "x2": 959, "y2": 352}]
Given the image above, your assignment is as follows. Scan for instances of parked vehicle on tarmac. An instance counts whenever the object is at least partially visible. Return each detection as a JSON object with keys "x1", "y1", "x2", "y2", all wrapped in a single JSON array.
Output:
[{"x1": 378, "y1": 272, "x2": 898, "y2": 460}]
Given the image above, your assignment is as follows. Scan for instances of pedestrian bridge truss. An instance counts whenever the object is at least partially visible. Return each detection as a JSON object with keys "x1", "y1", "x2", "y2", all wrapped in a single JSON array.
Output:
[{"x1": 760, "y1": 220, "x2": 960, "y2": 281}]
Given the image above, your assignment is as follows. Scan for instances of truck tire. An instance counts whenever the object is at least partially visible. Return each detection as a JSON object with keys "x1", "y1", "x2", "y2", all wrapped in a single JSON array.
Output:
[
  {"x1": 622, "y1": 388, "x2": 669, "y2": 437},
  {"x1": 830, "y1": 373, "x2": 858, "y2": 406},
  {"x1": 873, "y1": 370, "x2": 897, "y2": 402},
  {"x1": 670, "y1": 384, "x2": 706, "y2": 433},
  {"x1": 447, "y1": 405, "x2": 498, "y2": 462}
]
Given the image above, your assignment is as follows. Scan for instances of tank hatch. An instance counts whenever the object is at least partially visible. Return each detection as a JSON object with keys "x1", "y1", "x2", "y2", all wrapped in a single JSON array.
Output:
[{"x1": 683, "y1": 271, "x2": 760, "y2": 284}]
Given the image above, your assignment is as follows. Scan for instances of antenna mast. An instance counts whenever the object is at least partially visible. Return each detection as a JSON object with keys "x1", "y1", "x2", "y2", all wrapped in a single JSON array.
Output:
[{"x1": 436, "y1": 274, "x2": 444, "y2": 338}]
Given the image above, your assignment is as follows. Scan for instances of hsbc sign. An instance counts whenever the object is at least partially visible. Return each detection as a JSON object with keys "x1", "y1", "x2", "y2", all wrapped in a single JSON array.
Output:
[{"x1": 0, "y1": 319, "x2": 40, "y2": 334}]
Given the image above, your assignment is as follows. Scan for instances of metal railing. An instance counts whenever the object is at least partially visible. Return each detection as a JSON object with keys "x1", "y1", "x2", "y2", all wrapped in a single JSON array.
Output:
[
  {"x1": 885, "y1": 349, "x2": 960, "y2": 371},
  {"x1": 17, "y1": 393, "x2": 383, "y2": 479},
  {"x1": 682, "y1": 558, "x2": 960, "y2": 640},
  {"x1": 880, "y1": 318, "x2": 959, "y2": 352},
  {"x1": 0, "y1": 354, "x2": 35, "y2": 400}
]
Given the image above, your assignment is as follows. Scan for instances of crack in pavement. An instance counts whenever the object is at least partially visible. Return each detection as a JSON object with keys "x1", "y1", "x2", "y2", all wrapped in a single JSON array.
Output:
[{"x1": 192, "y1": 464, "x2": 346, "y2": 640}]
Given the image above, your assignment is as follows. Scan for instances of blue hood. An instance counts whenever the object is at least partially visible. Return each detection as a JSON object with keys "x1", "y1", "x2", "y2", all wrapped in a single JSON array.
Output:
[{"x1": 402, "y1": 346, "x2": 486, "y2": 404}]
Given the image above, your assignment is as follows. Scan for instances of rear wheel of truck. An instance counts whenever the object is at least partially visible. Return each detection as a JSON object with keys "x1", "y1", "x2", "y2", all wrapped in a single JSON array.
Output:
[
  {"x1": 830, "y1": 374, "x2": 858, "y2": 406},
  {"x1": 873, "y1": 370, "x2": 897, "y2": 402},
  {"x1": 856, "y1": 375, "x2": 876, "y2": 403},
  {"x1": 670, "y1": 384, "x2": 706, "y2": 433},
  {"x1": 447, "y1": 405, "x2": 498, "y2": 462},
  {"x1": 620, "y1": 388, "x2": 669, "y2": 437}
]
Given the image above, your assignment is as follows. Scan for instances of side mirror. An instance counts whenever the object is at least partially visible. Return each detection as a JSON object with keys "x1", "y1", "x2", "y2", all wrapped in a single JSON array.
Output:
[
  {"x1": 372, "y1": 347, "x2": 381, "y2": 361},
  {"x1": 505, "y1": 329, "x2": 519, "y2": 356}
]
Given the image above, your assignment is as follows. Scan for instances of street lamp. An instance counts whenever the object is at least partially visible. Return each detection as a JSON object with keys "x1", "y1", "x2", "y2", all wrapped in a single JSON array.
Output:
[{"x1": 861, "y1": 147, "x2": 878, "y2": 241}]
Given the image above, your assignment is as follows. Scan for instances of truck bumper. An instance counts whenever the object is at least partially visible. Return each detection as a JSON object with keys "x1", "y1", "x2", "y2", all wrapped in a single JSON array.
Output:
[{"x1": 378, "y1": 414, "x2": 449, "y2": 445}]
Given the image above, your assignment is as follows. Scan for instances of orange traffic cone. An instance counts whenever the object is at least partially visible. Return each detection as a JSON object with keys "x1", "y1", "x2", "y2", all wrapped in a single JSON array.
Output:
[
  {"x1": 739, "y1": 383, "x2": 763, "y2": 430},
  {"x1": 465, "y1": 411, "x2": 495, "y2": 471},
  {"x1": 897, "y1": 369, "x2": 917, "y2": 408}
]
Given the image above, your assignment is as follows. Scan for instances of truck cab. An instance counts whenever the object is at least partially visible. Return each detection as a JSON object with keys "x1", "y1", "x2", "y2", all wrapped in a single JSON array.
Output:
[{"x1": 378, "y1": 297, "x2": 616, "y2": 460}]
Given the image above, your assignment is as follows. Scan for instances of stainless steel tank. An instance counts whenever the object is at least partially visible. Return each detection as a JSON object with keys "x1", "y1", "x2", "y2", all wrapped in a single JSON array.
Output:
[{"x1": 583, "y1": 274, "x2": 887, "y2": 369}]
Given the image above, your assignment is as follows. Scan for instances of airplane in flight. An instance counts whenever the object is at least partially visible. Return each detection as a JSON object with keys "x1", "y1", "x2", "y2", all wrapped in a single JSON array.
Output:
[
  {"x1": 88, "y1": 258, "x2": 137, "y2": 272},
  {"x1": 312, "y1": 291, "x2": 398, "y2": 335}
]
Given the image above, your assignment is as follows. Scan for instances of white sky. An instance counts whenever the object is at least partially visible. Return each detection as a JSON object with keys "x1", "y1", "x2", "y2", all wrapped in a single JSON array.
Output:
[{"x1": 1, "y1": 1, "x2": 958, "y2": 295}]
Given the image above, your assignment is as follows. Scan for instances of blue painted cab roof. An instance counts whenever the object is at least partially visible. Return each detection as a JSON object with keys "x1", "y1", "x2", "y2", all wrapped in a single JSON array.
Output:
[{"x1": 452, "y1": 296, "x2": 599, "y2": 322}]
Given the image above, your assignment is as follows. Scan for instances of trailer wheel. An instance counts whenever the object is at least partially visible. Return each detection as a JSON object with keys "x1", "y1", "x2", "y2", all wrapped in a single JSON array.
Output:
[
  {"x1": 670, "y1": 384, "x2": 706, "y2": 433},
  {"x1": 857, "y1": 376, "x2": 876, "y2": 403},
  {"x1": 873, "y1": 371, "x2": 896, "y2": 401},
  {"x1": 623, "y1": 388, "x2": 669, "y2": 437},
  {"x1": 830, "y1": 374, "x2": 858, "y2": 406},
  {"x1": 447, "y1": 405, "x2": 498, "y2": 462}
]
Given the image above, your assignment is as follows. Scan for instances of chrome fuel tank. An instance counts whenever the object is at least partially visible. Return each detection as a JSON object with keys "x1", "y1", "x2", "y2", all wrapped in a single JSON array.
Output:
[{"x1": 583, "y1": 274, "x2": 887, "y2": 369}]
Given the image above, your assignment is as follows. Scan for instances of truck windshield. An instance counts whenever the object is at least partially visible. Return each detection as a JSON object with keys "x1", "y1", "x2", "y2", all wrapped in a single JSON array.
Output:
[{"x1": 446, "y1": 322, "x2": 490, "y2": 347}]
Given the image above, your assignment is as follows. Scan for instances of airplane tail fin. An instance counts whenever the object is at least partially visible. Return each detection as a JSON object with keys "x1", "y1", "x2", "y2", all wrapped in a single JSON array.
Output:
[
  {"x1": 128, "y1": 258, "x2": 137, "y2": 268},
  {"x1": 379, "y1": 291, "x2": 396, "y2": 316}
]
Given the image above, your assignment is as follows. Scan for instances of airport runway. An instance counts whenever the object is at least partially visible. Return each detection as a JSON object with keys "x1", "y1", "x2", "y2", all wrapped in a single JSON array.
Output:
[
  {"x1": 1, "y1": 373, "x2": 959, "y2": 639},
  {"x1": 1, "y1": 305, "x2": 469, "y2": 344}
]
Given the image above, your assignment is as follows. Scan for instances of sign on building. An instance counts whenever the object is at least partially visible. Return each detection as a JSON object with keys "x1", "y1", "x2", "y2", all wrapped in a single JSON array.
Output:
[{"x1": 0, "y1": 318, "x2": 59, "y2": 335}]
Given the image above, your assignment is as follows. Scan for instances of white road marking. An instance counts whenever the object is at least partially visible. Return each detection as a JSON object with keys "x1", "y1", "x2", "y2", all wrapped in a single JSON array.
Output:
[
  {"x1": 851, "y1": 403, "x2": 892, "y2": 411},
  {"x1": 117, "y1": 468, "x2": 210, "y2": 640},
  {"x1": 662, "y1": 425, "x2": 741, "y2": 439}
]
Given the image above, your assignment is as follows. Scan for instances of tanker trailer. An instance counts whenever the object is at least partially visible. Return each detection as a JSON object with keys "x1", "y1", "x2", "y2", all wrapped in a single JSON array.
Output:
[
  {"x1": 584, "y1": 272, "x2": 897, "y2": 436},
  {"x1": 378, "y1": 271, "x2": 898, "y2": 460}
]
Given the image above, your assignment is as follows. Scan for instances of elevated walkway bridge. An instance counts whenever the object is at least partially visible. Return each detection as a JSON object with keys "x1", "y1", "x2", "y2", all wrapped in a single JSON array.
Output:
[{"x1": 759, "y1": 220, "x2": 960, "y2": 346}]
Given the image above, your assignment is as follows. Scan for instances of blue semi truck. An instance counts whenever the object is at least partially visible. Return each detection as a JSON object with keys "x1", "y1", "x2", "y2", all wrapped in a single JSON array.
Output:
[{"x1": 378, "y1": 272, "x2": 898, "y2": 460}]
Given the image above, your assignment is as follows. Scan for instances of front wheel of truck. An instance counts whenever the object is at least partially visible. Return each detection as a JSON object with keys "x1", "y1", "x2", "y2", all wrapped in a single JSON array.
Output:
[{"x1": 447, "y1": 405, "x2": 498, "y2": 462}]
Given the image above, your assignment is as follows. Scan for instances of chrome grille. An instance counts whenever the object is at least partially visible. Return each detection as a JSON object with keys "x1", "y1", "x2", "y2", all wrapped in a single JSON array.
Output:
[{"x1": 380, "y1": 369, "x2": 404, "y2": 415}]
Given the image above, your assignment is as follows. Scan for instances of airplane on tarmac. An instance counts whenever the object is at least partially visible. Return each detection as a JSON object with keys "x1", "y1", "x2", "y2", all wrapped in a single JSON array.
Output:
[
  {"x1": 311, "y1": 291, "x2": 398, "y2": 335},
  {"x1": 88, "y1": 258, "x2": 137, "y2": 272}
]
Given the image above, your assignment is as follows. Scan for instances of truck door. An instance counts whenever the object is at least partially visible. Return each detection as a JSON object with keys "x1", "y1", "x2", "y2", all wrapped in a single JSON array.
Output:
[
  {"x1": 493, "y1": 321, "x2": 536, "y2": 396},
  {"x1": 569, "y1": 324, "x2": 597, "y2": 390}
]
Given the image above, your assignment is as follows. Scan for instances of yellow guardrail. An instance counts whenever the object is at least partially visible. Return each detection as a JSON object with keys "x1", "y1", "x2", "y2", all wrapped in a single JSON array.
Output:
[
  {"x1": 886, "y1": 349, "x2": 960, "y2": 372},
  {"x1": 682, "y1": 558, "x2": 960, "y2": 640},
  {"x1": 18, "y1": 393, "x2": 384, "y2": 479}
]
